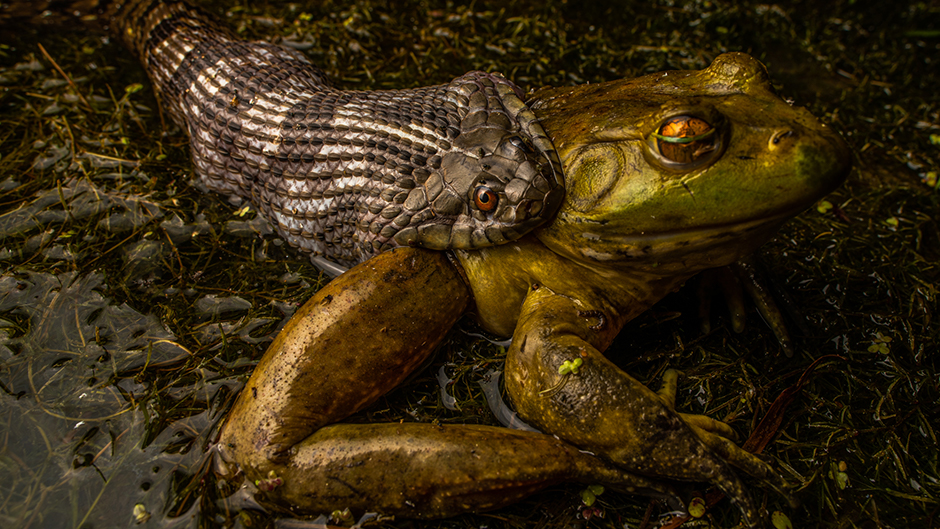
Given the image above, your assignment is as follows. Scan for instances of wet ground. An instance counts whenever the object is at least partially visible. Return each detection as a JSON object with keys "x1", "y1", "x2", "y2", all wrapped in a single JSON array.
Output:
[{"x1": 0, "y1": 0, "x2": 938, "y2": 528}]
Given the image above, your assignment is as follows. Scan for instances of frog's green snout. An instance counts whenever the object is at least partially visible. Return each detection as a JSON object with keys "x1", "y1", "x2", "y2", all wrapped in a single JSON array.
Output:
[
  {"x1": 817, "y1": 127, "x2": 853, "y2": 191},
  {"x1": 711, "y1": 51, "x2": 852, "y2": 196},
  {"x1": 773, "y1": 120, "x2": 853, "y2": 203}
]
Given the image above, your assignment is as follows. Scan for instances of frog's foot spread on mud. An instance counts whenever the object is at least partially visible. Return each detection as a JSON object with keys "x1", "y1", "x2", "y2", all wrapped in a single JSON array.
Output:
[
  {"x1": 656, "y1": 369, "x2": 796, "y2": 526},
  {"x1": 240, "y1": 423, "x2": 681, "y2": 519},
  {"x1": 657, "y1": 369, "x2": 739, "y2": 442},
  {"x1": 642, "y1": 371, "x2": 795, "y2": 528}
]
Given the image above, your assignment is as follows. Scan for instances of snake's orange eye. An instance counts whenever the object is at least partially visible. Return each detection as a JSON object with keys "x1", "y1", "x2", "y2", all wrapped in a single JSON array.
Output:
[
  {"x1": 652, "y1": 116, "x2": 719, "y2": 165},
  {"x1": 474, "y1": 186, "x2": 498, "y2": 212}
]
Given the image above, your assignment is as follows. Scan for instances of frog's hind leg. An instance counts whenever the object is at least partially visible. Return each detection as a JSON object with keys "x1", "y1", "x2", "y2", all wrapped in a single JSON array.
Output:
[
  {"x1": 272, "y1": 422, "x2": 680, "y2": 519},
  {"x1": 218, "y1": 248, "x2": 472, "y2": 477},
  {"x1": 217, "y1": 248, "x2": 681, "y2": 518}
]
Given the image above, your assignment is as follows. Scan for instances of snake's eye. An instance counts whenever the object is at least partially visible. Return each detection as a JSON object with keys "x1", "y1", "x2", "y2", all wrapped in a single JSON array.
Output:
[
  {"x1": 651, "y1": 116, "x2": 721, "y2": 166},
  {"x1": 474, "y1": 186, "x2": 498, "y2": 212}
]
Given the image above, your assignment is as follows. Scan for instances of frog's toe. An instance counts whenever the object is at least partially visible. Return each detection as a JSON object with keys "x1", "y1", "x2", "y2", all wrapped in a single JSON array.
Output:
[
  {"x1": 656, "y1": 368, "x2": 681, "y2": 406},
  {"x1": 679, "y1": 413, "x2": 739, "y2": 441},
  {"x1": 698, "y1": 266, "x2": 747, "y2": 334},
  {"x1": 706, "y1": 466, "x2": 764, "y2": 528},
  {"x1": 691, "y1": 424, "x2": 793, "y2": 501}
]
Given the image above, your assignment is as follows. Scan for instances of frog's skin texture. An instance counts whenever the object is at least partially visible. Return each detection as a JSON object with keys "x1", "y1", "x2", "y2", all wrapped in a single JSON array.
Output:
[{"x1": 218, "y1": 53, "x2": 851, "y2": 526}]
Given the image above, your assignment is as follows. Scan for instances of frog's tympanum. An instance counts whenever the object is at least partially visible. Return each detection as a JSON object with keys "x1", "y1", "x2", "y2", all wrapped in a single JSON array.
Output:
[{"x1": 217, "y1": 54, "x2": 850, "y2": 525}]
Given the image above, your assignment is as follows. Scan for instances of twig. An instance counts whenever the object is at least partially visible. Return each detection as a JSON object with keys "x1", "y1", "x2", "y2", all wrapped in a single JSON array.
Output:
[{"x1": 36, "y1": 42, "x2": 93, "y2": 111}]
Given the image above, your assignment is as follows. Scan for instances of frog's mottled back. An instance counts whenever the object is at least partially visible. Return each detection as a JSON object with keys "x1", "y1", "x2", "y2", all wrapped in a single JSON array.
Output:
[{"x1": 104, "y1": 0, "x2": 563, "y2": 270}]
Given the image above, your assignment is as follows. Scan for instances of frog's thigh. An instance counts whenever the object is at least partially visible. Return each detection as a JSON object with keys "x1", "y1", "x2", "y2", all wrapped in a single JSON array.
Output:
[
  {"x1": 219, "y1": 248, "x2": 470, "y2": 473},
  {"x1": 273, "y1": 422, "x2": 677, "y2": 519}
]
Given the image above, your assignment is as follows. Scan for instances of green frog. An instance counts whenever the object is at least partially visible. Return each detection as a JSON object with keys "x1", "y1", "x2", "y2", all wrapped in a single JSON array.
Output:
[{"x1": 217, "y1": 52, "x2": 851, "y2": 526}]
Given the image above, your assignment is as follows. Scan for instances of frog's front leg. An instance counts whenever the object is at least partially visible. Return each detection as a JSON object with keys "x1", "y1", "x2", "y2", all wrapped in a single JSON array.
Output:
[
  {"x1": 504, "y1": 286, "x2": 792, "y2": 526},
  {"x1": 218, "y1": 248, "x2": 678, "y2": 518}
]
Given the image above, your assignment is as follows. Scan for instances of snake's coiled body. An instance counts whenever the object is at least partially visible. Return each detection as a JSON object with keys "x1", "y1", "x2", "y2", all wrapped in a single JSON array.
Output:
[{"x1": 97, "y1": 0, "x2": 564, "y2": 270}]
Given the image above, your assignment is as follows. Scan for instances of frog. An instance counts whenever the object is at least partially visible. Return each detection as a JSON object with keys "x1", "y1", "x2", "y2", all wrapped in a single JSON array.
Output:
[{"x1": 216, "y1": 51, "x2": 851, "y2": 527}]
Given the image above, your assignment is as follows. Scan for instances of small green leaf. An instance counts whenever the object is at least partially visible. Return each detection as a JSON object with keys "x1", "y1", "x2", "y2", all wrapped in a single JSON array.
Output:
[
  {"x1": 558, "y1": 357, "x2": 583, "y2": 375},
  {"x1": 836, "y1": 470, "x2": 850, "y2": 489},
  {"x1": 771, "y1": 511, "x2": 793, "y2": 529},
  {"x1": 331, "y1": 507, "x2": 353, "y2": 523},
  {"x1": 816, "y1": 200, "x2": 833, "y2": 213},
  {"x1": 580, "y1": 488, "x2": 596, "y2": 506},
  {"x1": 132, "y1": 503, "x2": 150, "y2": 524},
  {"x1": 924, "y1": 171, "x2": 938, "y2": 188},
  {"x1": 688, "y1": 496, "x2": 706, "y2": 518}
]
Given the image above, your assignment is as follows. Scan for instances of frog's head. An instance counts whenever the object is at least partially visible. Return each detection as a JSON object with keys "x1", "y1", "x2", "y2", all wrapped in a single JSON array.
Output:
[{"x1": 529, "y1": 53, "x2": 851, "y2": 274}]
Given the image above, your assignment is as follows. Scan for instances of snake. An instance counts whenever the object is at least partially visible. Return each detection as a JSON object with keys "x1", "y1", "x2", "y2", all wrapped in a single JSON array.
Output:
[{"x1": 58, "y1": 0, "x2": 565, "y2": 273}]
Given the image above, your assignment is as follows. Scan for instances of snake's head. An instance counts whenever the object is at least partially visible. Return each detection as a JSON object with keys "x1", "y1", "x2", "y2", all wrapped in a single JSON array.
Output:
[{"x1": 393, "y1": 71, "x2": 564, "y2": 251}]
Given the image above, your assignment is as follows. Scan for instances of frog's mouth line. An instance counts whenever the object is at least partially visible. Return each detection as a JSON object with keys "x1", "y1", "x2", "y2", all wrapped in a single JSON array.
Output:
[{"x1": 579, "y1": 206, "x2": 806, "y2": 263}]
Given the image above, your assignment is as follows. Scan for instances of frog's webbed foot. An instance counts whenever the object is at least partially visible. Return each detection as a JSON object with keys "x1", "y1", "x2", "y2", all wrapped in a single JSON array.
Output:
[
  {"x1": 656, "y1": 369, "x2": 794, "y2": 509},
  {"x1": 657, "y1": 369, "x2": 739, "y2": 441},
  {"x1": 697, "y1": 257, "x2": 796, "y2": 357}
]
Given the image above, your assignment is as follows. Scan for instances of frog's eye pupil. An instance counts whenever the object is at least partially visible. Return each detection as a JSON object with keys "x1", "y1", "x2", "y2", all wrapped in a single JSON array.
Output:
[
  {"x1": 474, "y1": 186, "x2": 498, "y2": 212},
  {"x1": 654, "y1": 116, "x2": 718, "y2": 165}
]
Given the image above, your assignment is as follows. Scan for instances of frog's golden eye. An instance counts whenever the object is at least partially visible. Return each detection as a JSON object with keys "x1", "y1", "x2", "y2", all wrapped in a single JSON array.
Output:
[
  {"x1": 474, "y1": 186, "x2": 498, "y2": 212},
  {"x1": 652, "y1": 116, "x2": 720, "y2": 165}
]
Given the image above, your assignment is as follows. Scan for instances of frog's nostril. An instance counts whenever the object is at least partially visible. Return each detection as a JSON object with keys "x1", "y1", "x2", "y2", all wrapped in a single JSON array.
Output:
[{"x1": 771, "y1": 130, "x2": 794, "y2": 145}]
